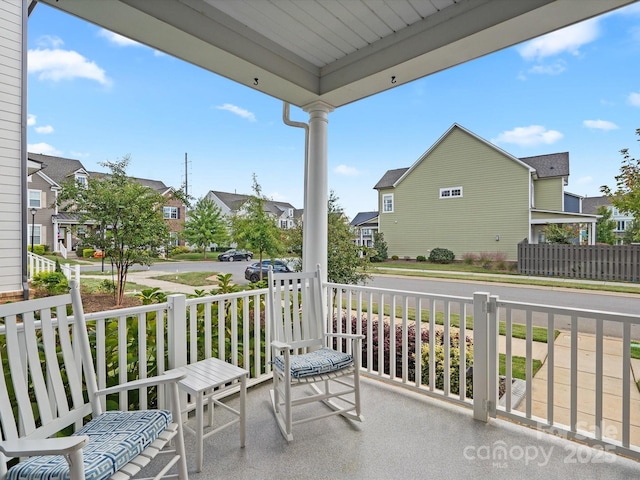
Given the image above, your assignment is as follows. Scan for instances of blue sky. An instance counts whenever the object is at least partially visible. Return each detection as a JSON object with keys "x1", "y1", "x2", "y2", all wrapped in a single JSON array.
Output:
[{"x1": 27, "y1": 3, "x2": 640, "y2": 220}]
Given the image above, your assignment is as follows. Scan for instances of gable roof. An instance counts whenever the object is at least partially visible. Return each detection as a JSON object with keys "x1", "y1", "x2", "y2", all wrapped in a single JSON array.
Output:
[
  {"x1": 582, "y1": 196, "x2": 612, "y2": 215},
  {"x1": 374, "y1": 123, "x2": 535, "y2": 190},
  {"x1": 350, "y1": 211, "x2": 379, "y2": 227},
  {"x1": 373, "y1": 168, "x2": 409, "y2": 190},
  {"x1": 88, "y1": 171, "x2": 170, "y2": 194},
  {"x1": 520, "y1": 152, "x2": 569, "y2": 178},
  {"x1": 209, "y1": 190, "x2": 297, "y2": 216},
  {"x1": 29, "y1": 153, "x2": 87, "y2": 186}
]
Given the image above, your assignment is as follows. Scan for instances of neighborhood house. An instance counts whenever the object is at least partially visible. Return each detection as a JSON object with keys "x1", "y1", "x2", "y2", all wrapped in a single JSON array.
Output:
[{"x1": 373, "y1": 124, "x2": 599, "y2": 261}]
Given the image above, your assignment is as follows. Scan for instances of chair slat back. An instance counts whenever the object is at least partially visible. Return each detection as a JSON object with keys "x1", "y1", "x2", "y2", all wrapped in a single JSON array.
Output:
[
  {"x1": 0, "y1": 282, "x2": 98, "y2": 446},
  {"x1": 268, "y1": 266, "x2": 326, "y2": 351}
]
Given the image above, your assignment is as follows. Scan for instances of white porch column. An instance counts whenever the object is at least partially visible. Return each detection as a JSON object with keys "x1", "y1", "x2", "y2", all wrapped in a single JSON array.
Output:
[
  {"x1": 589, "y1": 221, "x2": 596, "y2": 245},
  {"x1": 302, "y1": 102, "x2": 333, "y2": 279}
]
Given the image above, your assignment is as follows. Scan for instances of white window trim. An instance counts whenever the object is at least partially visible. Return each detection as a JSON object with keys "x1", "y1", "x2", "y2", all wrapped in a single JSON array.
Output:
[
  {"x1": 382, "y1": 193, "x2": 394, "y2": 213},
  {"x1": 439, "y1": 186, "x2": 463, "y2": 199},
  {"x1": 28, "y1": 189, "x2": 42, "y2": 208},
  {"x1": 163, "y1": 206, "x2": 179, "y2": 219}
]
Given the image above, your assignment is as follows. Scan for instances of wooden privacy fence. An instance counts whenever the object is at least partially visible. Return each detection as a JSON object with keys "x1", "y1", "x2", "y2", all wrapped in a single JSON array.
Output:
[{"x1": 518, "y1": 241, "x2": 640, "y2": 282}]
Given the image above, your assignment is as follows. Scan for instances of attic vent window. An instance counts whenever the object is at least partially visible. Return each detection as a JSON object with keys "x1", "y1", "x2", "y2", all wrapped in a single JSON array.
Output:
[{"x1": 439, "y1": 187, "x2": 463, "y2": 199}]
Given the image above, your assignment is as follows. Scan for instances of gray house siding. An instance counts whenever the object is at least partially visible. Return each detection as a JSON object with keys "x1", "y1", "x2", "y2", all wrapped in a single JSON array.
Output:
[{"x1": 0, "y1": 0, "x2": 25, "y2": 298}]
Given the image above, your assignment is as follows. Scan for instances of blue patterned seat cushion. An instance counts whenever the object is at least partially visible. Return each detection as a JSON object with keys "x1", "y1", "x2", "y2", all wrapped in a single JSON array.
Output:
[
  {"x1": 275, "y1": 347, "x2": 354, "y2": 378},
  {"x1": 8, "y1": 410, "x2": 172, "y2": 480}
]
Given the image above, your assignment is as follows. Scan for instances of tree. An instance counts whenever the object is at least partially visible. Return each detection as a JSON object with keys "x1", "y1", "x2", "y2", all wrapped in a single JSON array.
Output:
[
  {"x1": 622, "y1": 220, "x2": 640, "y2": 244},
  {"x1": 543, "y1": 223, "x2": 580, "y2": 244},
  {"x1": 595, "y1": 206, "x2": 616, "y2": 245},
  {"x1": 230, "y1": 174, "x2": 283, "y2": 279},
  {"x1": 326, "y1": 192, "x2": 370, "y2": 285},
  {"x1": 57, "y1": 156, "x2": 170, "y2": 305},
  {"x1": 601, "y1": 128, "x2": 640, "y2": 226},
  {"x1": 183, "y1": 197, "x2": 228, "y2": 258},
  {"x1": 370, "y1": 231, "x2": 388, "y2": 262}
]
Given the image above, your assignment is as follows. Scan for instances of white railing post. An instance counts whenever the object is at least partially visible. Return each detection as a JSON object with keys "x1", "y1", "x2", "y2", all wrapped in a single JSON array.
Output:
[
  {"x1": 473, "y1": 292, "x2": 490, "y2": 422},
  {"x1": 167, "y1": 294, "x2": 187, "y2": 369}
]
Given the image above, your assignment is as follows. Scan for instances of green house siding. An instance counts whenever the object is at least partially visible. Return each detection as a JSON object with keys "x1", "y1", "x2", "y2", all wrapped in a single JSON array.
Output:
[
  {"x1": 534, "y1": 178, "x2": 564, "y2": 211},
  {"x1": 379, "y1": 127, "x2": 531, "y2": 261}
]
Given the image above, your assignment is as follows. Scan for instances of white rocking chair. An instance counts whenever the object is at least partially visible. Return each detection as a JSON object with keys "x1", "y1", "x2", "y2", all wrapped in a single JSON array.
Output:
[
  {"x1": 267, "y1": 265, "x2": 364, "y2": 441},
  {"x1": 0, "y1": 281, "x2": 188, "y2": 480}
]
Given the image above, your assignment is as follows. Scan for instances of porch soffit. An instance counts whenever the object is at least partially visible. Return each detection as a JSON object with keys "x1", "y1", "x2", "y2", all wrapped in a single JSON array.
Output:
[
  {"x1": 531, "y1": 209, "x2": 598, "y2": 224},
  {"x1": 38, "y1": 0, "x2": 637, "y2": 109}
]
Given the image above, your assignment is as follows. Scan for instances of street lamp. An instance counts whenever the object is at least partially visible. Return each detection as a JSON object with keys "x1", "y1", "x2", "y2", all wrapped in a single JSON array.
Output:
[{"x1": 30, "y1": 207, "x2": 36, "y2": 253}]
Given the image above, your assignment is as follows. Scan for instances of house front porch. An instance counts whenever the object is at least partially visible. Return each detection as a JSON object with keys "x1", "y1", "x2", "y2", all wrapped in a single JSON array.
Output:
[{"x1": 179, "y1": 377, "x2": 640, "y2": 479}]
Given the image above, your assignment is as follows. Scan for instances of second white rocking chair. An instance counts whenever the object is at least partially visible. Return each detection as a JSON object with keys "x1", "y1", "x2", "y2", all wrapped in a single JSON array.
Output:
[{"x1": 267, "y1": 265, "x2": 364, "y2": 441}]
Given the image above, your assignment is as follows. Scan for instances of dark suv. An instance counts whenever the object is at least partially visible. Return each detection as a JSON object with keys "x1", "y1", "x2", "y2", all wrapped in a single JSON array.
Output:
[
  {"x1": 217, "y1": 249, "x2": 253, "y2": 262},
  {"x1": 244, "y1": 260, "x2": 291, "y2": 283}
]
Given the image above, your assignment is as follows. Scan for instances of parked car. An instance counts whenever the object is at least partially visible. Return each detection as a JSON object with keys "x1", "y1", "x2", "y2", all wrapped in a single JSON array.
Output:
[
  {"x1": 217, "y1": 249, "x2": 253, "y2": 262},
  {"x1": 244, "y1": 260, "x2": 291, "y2": 283}
]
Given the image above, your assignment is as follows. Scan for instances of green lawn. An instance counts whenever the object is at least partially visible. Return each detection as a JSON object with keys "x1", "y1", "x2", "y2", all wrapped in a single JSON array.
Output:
[
  {"x1": 152, "y1": 272, "x2": 220, "y2": 286},
  {"x1": 499, "y1": 354, "x2": 543, "y2": 380}
]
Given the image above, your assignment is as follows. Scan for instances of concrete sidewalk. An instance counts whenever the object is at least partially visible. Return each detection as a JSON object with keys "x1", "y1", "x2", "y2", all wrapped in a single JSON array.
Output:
[
  {"x1": 515, "y1": 332, "x2": 640, "y2": 446},
  {"x1": 83, "y1": 269, "x2": 215, "y2": 296}
]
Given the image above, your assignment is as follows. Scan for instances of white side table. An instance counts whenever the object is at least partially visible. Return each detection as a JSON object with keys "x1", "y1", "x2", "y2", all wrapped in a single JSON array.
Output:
[{"x1": 166, "y1": 357, "x2": 248, "y2": 472}]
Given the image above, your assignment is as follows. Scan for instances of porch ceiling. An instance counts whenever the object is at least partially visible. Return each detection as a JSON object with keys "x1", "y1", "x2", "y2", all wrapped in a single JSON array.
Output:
[{"x1": 39, "y1": 0, "x2": 637, "y2": 109}]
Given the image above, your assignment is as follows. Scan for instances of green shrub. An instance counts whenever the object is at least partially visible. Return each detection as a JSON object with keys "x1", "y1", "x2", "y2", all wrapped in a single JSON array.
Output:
[
  {"x1": 416, "y1": 255, "x2": 427, "y2": 262},
  {"x1": 28, "y1": 244, "x2": 45, "y2": 255},
  {"x1": 31, "y1": 271, "x2": 69, "y2": 296},
  {"x1": 391, "y1": 255, "x2": 399, "y2": 261},
  {"x1": 75, "y1": 245, "x2": 86, "y2": 258},
  {"x1": 428, "y1": 247, "x2": 455, "y2": 264},
  {"x1": 98, "y1": 279, "x2": 116, "y2": 294},
  {"x1": 171, "y1": 245, "x2": 190, "y2": 255},
  {"x1": 83, "y1": 248, "x2": 95, "y2": 258},
  {"x1": 421, "y1": 330, "x2": 473, "y2": 398}
]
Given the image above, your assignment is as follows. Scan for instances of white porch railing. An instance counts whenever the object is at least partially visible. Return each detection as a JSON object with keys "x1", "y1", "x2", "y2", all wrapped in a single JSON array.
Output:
[
  {"x1": 27, "y1": 251, "x2": 80, "y2": 284},
  {"x1": 324, "y1": 282, "x2": 640, "y2": 461},
  {"x1": 5, "y1": 284, "x2": 638, "y2": 461}
]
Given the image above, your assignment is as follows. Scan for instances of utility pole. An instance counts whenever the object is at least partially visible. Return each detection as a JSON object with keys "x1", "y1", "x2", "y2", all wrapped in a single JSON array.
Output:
[{"x1": 184, "y1": 152, "x2": 188, "y2": 199}]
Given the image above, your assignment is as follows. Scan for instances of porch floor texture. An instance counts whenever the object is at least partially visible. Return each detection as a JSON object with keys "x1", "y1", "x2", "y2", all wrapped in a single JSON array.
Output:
[{"x1": 173, "y1": 377, "x2": 640, "y2": 480}]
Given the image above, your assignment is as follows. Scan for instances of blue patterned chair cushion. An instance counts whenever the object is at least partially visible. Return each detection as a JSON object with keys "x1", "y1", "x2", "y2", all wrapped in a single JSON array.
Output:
[
  {"x1": 7, "y1": 410, "x2": 172, "y2": 480},
  {"x1": 275, "y1": 347, "x2": 354, "y2": 378}
]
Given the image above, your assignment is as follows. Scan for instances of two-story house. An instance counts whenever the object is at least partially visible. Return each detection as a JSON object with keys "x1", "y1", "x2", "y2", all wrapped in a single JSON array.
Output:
[
  {"x1": 350, "y1": 211, "x2": 379, "y2": 248},
  {"x1": 373, "y1": 124, "x2": 598, "y2": 261},
  {"x1": 582, "y1": 196, "x2": 635, "y2": 244},
  {"x1": 206, "y1": 190, "x2": 301, "y2": 230},
  {"x1": 28, "y1": 153, "x2": 186, "y2": 256}
]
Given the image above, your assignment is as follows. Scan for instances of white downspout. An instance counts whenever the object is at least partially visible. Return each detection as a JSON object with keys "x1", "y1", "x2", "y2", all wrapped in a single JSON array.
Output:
[{"x1": 282, "y1": 102, "x2": 309, "y2": 267}]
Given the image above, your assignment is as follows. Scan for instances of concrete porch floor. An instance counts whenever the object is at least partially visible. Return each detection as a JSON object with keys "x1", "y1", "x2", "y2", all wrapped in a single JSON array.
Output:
[{"x1": 176, "y1": 377, "x2": 640, "y2": 480}]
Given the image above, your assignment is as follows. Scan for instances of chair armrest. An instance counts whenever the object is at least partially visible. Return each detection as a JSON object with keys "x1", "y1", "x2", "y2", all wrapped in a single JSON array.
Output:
[
  {"x1": 95, "y1": 371, "x2": 186, "y2": 397},
  {"x1": 271, "y1": 340, "x2": 292, "y2": 351},
  {"x1": 0, "y1": 436, "x2": 88, "y2": 457},
  {"x1": 325, "y1": 333, "x2": 365, "y2": 340}
]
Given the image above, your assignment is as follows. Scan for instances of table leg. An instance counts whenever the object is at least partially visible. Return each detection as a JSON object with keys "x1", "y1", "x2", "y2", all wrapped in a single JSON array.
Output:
[
  {"x1": 196, "y1": 391, "x2": 204, "y2": 472},
  {"x1": 240, "y1": 375, "x2": 246, "y2": 448}
]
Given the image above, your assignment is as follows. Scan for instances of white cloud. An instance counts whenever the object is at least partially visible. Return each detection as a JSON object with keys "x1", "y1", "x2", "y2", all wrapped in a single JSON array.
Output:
[
  {"x1": 334, "y1": 164, "x2": 359, "y2": 176},
  {"x1": 27, "y1": 142, "x2": 60, "y2": 156},
  {"x1": 492, "y1": 125, "x2": 563, "y2": 147},
  {"x1": 70, "y1": 151, "x2": 91, "y2": 158},
  {"x1": 517, "y1": 19, "x2": 599, "y2": 61},
  {"x1": 35, "y1": 35, "x2": 64, "y2": 49},
  {"x1": 583, "y1": 119, "x2": 619, "y2": 131},
  {"x1": 98, "y1": 29, "x2": 141, "y2": 47},
  {"x1": 27, "y1": 114, "x2": 36, "y2": 126},
  {"x1": 527, "y1": 61, "x2": 566, "y2": 76},
  {"x1": 629, "y1": 92, "x2": 640, "y2": 107},
  {"x1": 35, "y1": 125, "x2": 54, "y2": 134},
  {"x1": 28, "y1": 48, "x2": 111, "y2": 86},
  {"x1": 215, "y1": 104, "x2": 256, "y2": 122}
]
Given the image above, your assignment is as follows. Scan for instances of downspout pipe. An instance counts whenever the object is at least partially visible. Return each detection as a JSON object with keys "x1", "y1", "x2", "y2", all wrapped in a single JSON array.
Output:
[
  {"x1": 282, "y1": 102, "x2": 309, "y2": 267},
  {"x1": 21, "y1": 0, "x2": 31, "y2": 299}
]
